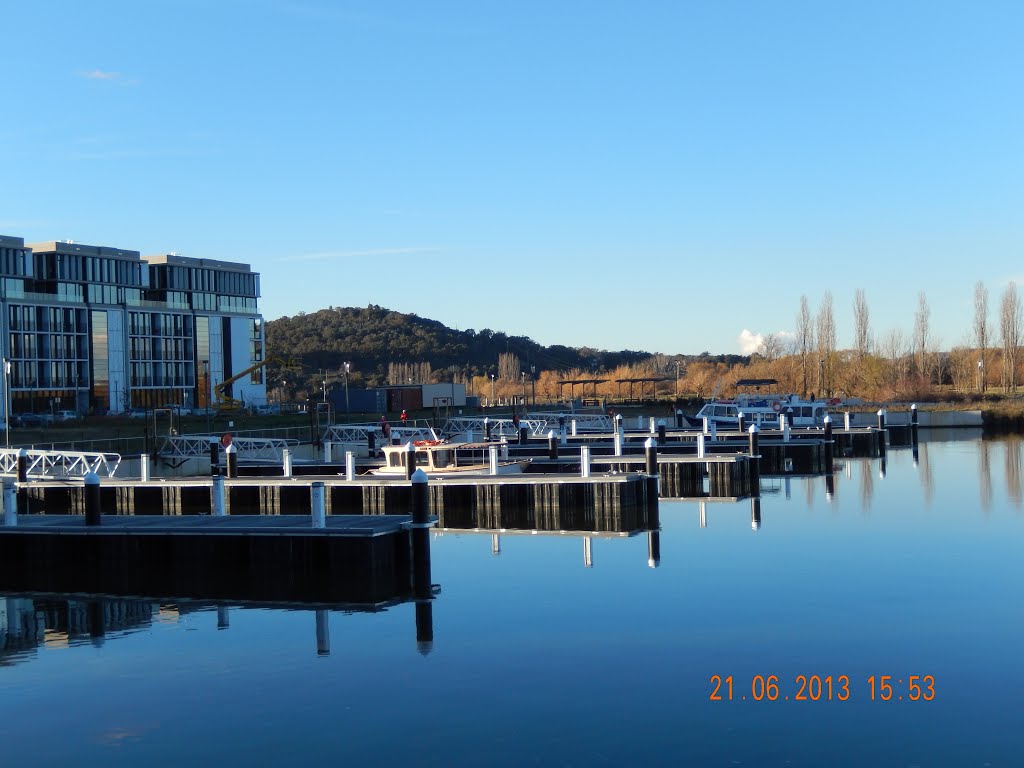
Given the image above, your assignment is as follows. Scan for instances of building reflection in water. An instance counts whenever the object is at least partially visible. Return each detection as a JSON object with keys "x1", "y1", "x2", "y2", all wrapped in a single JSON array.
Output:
[{"x1": 1, "y1": 593, "x2": 435, "y2": 667}]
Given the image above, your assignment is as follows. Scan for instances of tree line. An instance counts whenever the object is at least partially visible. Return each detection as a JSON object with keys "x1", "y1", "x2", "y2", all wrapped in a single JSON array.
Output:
[{"x1": 265, "y1": 284, "x2": 1022, "y2": 407}]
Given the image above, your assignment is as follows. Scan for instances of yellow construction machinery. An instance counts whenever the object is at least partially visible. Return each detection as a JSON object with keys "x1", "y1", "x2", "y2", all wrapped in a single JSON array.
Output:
[{"x1": 213, "y1": 357, "x2": 299, "y2": 412}]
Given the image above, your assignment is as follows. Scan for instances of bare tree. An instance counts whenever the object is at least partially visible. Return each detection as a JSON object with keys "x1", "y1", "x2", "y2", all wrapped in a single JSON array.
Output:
[
  {"x1": 796, "y1": 295, "x2": 814, "y2": 397},
  {"x1": 948, "y1": 345, "x2": 975, "y2": 393},
  {"x1": 913, "y1": 292, "x2": 930, "y2": 382},
  {"x1": 498, "y1": 352, "x2": 521, "y2": 381},
  {"x1": 853, "y1": 288, "x2": 871, "y2": 360},
  {"x1": 880, "y1": 329, "x2": 908, "y2": 390},
  {"x1": 1000, "y1": 281, "x2": 1022, "y2": 392},
  {"x1": 756, "y1": 333, "x2": 785, "y2": 362},
  {"x1": 815, "y1": 291, "x2": 835, "y2": 395},
  {"x1": 974, "y1": 281, "x2": 989, "y2": 392}
]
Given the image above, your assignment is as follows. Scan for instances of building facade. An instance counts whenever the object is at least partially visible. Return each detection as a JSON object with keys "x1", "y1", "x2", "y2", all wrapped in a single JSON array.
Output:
[{"x1": 0, "y1": 235, "x2": 265, "y2": 418}]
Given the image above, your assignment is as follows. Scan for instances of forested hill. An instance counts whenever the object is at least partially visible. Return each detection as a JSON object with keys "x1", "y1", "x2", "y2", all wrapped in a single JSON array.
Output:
[{"x1": 264, "y1": 305, "x2": 744, "y2": 387}]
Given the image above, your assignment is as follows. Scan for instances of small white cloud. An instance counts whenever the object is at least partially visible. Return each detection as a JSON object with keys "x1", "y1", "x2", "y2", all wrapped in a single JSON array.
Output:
[
  {"x1": 79, "y1": 70, "x2": 121, "y2": 80},
  {"x1": 738, "y1": 329, "x2": 763, "y2": 355}
]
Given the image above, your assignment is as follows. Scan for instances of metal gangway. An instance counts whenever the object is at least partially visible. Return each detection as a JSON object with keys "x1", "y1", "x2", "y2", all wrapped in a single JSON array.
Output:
[
  {"x1": 158, "y1": 434, "x2": 299, "y2": 462},
  {"x1": 321, "y1": 420, "x2": 441, "y2": 445},
  {"x1": 443, "y1": 411, "x2": 614, "y2": 439},
  {"x1": 1, "y1": 448, "x2": 122, "y2": 479}
]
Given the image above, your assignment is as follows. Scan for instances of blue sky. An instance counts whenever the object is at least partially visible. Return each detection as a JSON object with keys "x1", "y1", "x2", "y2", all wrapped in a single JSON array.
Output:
[{"x1": 2, "y1": 1, "x2": 1022, "y2": 357}]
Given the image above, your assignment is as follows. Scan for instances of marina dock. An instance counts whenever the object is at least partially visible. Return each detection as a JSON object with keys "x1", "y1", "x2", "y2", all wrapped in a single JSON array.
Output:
[{"x1": 0, "y1": 513, "x2": 423, "y2": 604}]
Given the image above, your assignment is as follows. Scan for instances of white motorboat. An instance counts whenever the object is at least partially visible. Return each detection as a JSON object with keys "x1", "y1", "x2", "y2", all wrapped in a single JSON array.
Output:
[
  {"x1": 371, "y1": 441, "x2": 531, "y2": 477},
  {"x1": 687, "y1": 379, "x2": 839, "y2": 429}
]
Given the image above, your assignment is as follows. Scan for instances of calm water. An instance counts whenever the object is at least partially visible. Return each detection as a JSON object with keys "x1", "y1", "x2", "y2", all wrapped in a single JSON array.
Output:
[{"x1": 2, "y1": 434, "x2": 1021, "y2": 766}]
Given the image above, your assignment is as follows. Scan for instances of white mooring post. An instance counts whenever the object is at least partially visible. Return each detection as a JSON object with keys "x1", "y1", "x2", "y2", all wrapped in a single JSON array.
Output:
[
  {"x1": 345, "y1": 451, "x2": 355, "y2": 481},
  {"x1": 323, "y1": 441, "x2": 333, "y2": 463},
  {"x1": 488, "y1": 445, "x2": 498, "y2": 476},
  {"x1": 571, "y1": 419, "x2": 578, "y2": 437},
  {"x1": 844, "y1": 411, "x2": 852, "y2": 431},
  {"x1": 139, "y1": 453, "x2": 150, "y2": 482},
  {"x1": 311, "y1": 481, "x2": 326, "y2": 528},
  {"x1": 649, "y1": 417, "x2": 656, "y2": 434},
  {"x1": 212, "y1": 474, "x2": 226, "y2": 517},
  {"x1": 580, "y1": 445, "x2": 591, "y2": 478},
  {"x1": 282, "y1": 448, "x2": 293, "y2": 477}
]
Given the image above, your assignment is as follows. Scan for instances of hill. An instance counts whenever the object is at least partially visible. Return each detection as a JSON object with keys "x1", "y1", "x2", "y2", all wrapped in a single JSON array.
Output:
[{"x1": 264, "y1": 304, "x2": 744, "y2": 389}]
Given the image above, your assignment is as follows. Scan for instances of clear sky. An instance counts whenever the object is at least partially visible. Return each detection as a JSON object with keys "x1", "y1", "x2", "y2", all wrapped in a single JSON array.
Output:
[{"x1": 2, "y1": 1, "x2": 1022, "y2": 357}]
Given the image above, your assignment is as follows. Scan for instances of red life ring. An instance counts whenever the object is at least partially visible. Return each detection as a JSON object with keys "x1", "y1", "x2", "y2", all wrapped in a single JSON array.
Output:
[
  {"x1": 413, "y1": 439, "x2": 442, "y2": 447},
  {"x1": 772, "y1": 402, "x2": 782, "y2": 413}
]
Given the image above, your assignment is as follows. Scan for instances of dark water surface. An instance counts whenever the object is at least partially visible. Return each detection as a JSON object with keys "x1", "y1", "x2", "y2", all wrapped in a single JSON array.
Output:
[{"x1": 2, "y1": 435, "x2": 1021, "y2": 766}]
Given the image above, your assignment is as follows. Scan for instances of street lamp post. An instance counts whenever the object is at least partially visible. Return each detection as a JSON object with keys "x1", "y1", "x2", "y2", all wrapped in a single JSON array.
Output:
[
  {"x1": 521, "y1": 372, "x2": 526, "y2": 407},
  {"x1": 3, "y1": 357, "x2": 11, "y2": 447},
  {"x1": 202, "y1": 361, "x2": 212, "y2": 436},
  {"x1": 490, "y1": 374, "x2": 495, "y2": 404},
  {"x1": 978, "y1": 359, "x2": 984, "y2": 392},
  {"x1": 530, "y1": 365, "x2": 536, "y2": 407},
  {"x1": 344, "y1": 362, "x2": 350, "y2": 415}
]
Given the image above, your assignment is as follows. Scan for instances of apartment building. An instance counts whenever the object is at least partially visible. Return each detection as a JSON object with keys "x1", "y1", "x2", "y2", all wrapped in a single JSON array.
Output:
[{"x1": 0, "y1": 235, "x2": 265, "y2": 417}]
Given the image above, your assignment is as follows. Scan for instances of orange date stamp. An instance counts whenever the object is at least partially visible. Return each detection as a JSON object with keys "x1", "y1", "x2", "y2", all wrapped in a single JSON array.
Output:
[{"x1": 709, "y1": 674, "x2": 935, "y2": 702}]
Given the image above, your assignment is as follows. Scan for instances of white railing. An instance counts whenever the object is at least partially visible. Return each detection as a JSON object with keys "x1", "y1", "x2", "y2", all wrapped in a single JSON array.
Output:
[
  {"x1": 321, "y1": 420, "x2": 441, "y2": 445},
  {"x1": 158, "y1": 434, "x2": 299, "y2": 461},
  {"x1": 443, "y1": 412, "x2": 614, "y2": 438},
  {"x1": 0, "y1": 448, "x2": 122, "y2": 478}
]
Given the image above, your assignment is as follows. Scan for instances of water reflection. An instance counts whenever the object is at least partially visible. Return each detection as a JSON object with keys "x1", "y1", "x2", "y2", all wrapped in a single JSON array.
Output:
[
  {"x1": 917, "y1": 440, "x2": 933, "y2": 504},
  {"x1": 0, "y1": 592, "x2": 435, "y2": 666},
  {"x1": 1005, "y1": 438, "x2": 1022, "y2": 508},
  {"x1": 979, "y1": 439, "x2": 992, "y2": 513}
]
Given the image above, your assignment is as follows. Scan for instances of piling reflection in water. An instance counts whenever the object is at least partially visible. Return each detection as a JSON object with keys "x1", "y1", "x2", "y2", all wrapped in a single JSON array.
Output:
[{"x1": 1, "y1": 592, "x2": 435, "y2": 667}]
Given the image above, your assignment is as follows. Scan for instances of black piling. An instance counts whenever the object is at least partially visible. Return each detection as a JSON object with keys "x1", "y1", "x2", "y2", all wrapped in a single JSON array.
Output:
[
  {"x1": 518, "y1": 426, "x2": 529, "y2": 445},
  {"x1": 84, "y1": 472, "x2": 102, "y2": 526},
  {"x1": 737, "y1": 412, "x2": 746, "y2": 433},
  {"x1": 675, "y1": 409, "x2": 684, "y2": 429},
  {"x1": 16, "y1": 448, "x2": 27, "y2": 515},
  {"x1": 876, "y1": 410, "x2": 887, "y2": 455},
  {"x1": 911, "y1": 403, "x2": 919, "y2": 446},
  {"x1": 547, "y1": 431, "x2": 558, "y2": 460},
  {"x1": 484, "y1": 417, "x2": 491, "y2": 441},
  {"x1": 367, "y1": 430, "x2": 376, "y2": 457},
  {"x1": 209, "y1": 439, "x2": 220, "y2": 475},
  {"x1": 657, "y1": 422, "x2": 666, "y2": 446},
  {"x1": 751, "y1": 496, "x2": 761, "y2": 531},
  {"x1": 226, "y1": 444, "x2": 238, "y2": 478},
  {"x1": 644, "y1": 438, "x2": 658, "y2": 478},
  {"x1": 405, "y1": 442, "x2": 416, "y2": 480},
  {"x1": 410, "y1": 470, "x2": 432, "y2": 601}
]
